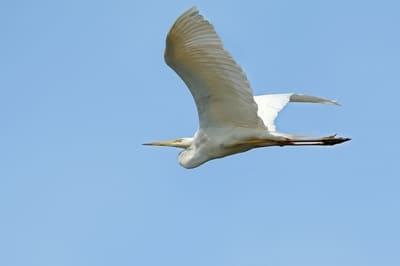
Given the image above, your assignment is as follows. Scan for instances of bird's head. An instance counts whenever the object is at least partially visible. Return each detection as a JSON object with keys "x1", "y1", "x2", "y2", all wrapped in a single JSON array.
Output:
[
  {"x1": 144, "y1": 137, "x2": 201, "y2": 168},
  {"x1": 143, "y1": 137, "x2": 193, "y2": 149}
]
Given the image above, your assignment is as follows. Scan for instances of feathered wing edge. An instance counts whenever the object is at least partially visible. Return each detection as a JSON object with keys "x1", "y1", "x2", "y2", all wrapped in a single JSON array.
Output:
[
  {"x1": 164, "y1": 6, "x2": 264, "y2": 130},
  {"x1": 254, "y1": 93, "x2": 339, "y2": 132}
]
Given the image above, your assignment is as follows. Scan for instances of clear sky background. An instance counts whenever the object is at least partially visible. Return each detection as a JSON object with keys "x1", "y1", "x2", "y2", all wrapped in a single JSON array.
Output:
[{"x1": 1, "y1": 0, "x2": 399, "y2": 265}]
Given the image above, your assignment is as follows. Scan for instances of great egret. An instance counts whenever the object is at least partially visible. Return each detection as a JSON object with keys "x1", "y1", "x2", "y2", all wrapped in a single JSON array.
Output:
[{"x1": 144, "y1": 7, "x2": 350, "y2": 169}]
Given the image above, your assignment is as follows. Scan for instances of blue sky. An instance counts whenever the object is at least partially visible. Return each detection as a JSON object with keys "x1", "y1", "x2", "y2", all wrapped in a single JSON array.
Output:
[{"x1": 1, "y1": 0, "x2": 399, "y2": 265}]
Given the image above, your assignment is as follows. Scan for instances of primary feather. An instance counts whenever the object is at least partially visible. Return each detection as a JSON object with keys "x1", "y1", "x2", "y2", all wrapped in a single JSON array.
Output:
[
  {"x1": 254, "y1": 93, "x2": 339, "y2": 131},
  {"x1": 165, "y1": 6, "x2": 264, "y2": 130}
]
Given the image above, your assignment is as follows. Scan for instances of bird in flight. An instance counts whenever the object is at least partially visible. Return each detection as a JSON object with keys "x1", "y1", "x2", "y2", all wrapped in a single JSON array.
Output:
[{"x1": 144, "y1": 7, "x2": 350, "y2": 169}]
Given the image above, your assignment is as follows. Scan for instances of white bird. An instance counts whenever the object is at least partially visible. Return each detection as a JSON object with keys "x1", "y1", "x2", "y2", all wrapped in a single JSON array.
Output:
[{"x1": 144, "y1": 7, "x2": 350, "y2": 169}]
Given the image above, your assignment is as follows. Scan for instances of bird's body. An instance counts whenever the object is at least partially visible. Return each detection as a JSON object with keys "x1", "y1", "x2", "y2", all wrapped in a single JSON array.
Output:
[{"x1": 145, "y1": 7, "x2": 350, "y2": 168}]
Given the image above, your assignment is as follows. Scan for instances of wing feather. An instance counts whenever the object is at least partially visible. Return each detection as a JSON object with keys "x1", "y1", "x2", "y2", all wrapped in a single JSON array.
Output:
[
  {"x1": 165, "y1": 7, "x2": 264, "y2": 130},
  {"x1": 254, "y1": 93, "x2": 339, "y2": 131}
]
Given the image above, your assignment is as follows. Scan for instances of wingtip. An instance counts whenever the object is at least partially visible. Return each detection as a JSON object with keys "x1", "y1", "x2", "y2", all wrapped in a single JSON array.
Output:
[{"x1": 184, "y1": 6, "x2": 199, "y2": 16}]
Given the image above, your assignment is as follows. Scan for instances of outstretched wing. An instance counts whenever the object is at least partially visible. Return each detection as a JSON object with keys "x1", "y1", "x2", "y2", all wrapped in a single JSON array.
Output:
[
  {"x1": 254, "y1": 93, "x2": 339, "y2": 132},
  {"x1": 165, "y1": 7, "x2": 264, "y2": 130}
]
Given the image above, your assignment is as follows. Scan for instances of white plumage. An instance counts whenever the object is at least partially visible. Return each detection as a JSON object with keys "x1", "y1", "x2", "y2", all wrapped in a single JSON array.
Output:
[
  {"x1": 254, "y1": 93, "x2": 338, "y2": 132},
  {"x1": 145, "y1": 7, "x2": 350, "y2": 169}
]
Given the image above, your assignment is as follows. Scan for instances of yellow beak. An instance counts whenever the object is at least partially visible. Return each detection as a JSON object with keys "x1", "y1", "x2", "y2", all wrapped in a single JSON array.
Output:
[
  {"x1": 142, "y1": 140, "x2": 176, "y2": 147},
  {"x1": 143, "y1": 138, "x2": 192, "y2": 148}
]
